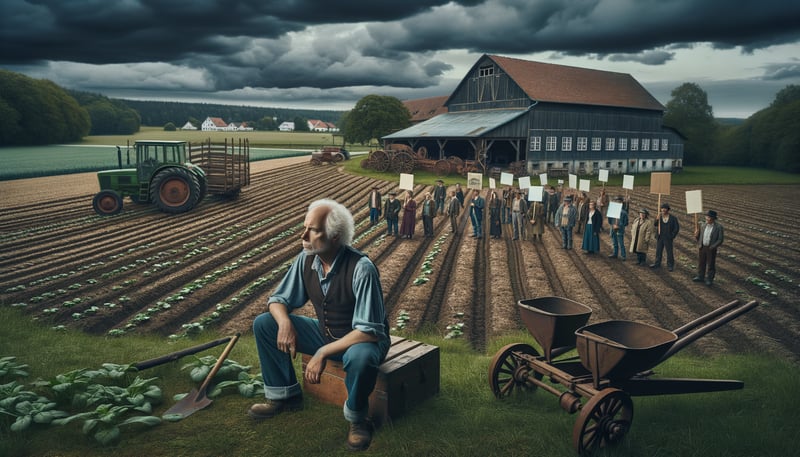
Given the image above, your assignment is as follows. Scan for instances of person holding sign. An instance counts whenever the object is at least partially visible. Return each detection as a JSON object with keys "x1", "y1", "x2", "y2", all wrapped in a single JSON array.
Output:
[
  {"x1": 693, "y1": 210, "x2": 724, "y2": 286},
  {"x1": 651, "y1": 203, "x2": 680, "y2": 271},
  {"x1": 469, "y1": 191, "x2": 485, "y2": 239},
  {"x1": 399, "y1": 190, "x2": 417, "y2": 239},
  {"x1": 488, "y1": 191, "x2": 502, "y2": 239},
  {"x1": 607, "y1": 196, "x2": 629, "y2": 260},
  {"x1": 511, "y1": 190, "x2": 528, "y2": 240},
  {"x1": 527, "y1": 192, "x2": 545, "y2": 242}
]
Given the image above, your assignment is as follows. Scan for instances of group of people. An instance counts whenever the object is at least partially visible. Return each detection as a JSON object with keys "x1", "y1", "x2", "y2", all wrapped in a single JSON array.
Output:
[{"x1": 247, "y1": 180, "x2": 724, "y2": 451}]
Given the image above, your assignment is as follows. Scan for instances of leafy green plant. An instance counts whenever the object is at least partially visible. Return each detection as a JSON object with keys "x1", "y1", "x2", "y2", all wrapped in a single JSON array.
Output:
[
  {"x1": 392, "y1": 310, "x2": 411, "y2": 331},
  {"x1": 211, "y1": 371, "x2": 265, "y2": 398},
  {"x1": 0, "y1": 381, "x2": 68, "y2": 432},
  {"x1": 53, "y1": 403, "x2": 161, "y2": 445},
  {"x1": 0, "y1": 357, "x2": 29, "y2": 379},
  {"x1": 181, "y1": 356, "x2": 252, "y2": 383}
]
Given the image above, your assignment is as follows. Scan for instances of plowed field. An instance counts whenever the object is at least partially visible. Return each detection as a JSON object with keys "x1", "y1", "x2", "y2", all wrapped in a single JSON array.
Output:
[{"x1": 1, "y1": 160, "x2": 798, "y2": 363}]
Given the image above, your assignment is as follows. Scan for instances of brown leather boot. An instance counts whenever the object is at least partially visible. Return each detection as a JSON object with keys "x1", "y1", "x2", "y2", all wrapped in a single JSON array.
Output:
[
  {"x1": 346, "y1": 420, "x2": 373, "y2": 451},
  {"x1": 248, "y1": 395, "x2": 303, "y2": 420}
]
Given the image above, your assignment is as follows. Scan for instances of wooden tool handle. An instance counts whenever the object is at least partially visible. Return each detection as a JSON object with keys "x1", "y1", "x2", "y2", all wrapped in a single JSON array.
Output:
[{"x1": 197, "y1": 333, "x2": 240, "y2": 393}]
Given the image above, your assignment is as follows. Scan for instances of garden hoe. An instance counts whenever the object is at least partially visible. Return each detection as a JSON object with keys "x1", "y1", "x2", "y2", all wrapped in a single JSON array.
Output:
[{"x1": 162, "y1": 333, "x2": 240, "y2": 421}]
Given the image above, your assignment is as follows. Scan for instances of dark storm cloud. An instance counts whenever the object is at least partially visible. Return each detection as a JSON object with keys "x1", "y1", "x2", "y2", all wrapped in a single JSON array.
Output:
[{"x1": 1, "y1": 0, "x2": 798, "y2": 101}]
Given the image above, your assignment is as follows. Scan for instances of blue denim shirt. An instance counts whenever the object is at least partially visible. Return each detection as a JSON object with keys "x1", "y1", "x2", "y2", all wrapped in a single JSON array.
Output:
[{"x1": 267, "y1": 246, "x2": 388, "y2": 341}]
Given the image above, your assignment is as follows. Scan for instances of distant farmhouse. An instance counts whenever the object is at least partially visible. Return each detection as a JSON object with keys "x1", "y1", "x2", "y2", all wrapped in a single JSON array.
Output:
[
  {"x1": 181, "y1": 121, "x2": 198, "y2": 130},
  {"x1": 308, "y1": 119, "x2": 339, "y2": 132},
  {"x1": 278, "y1": 121, "x2": 295, "y2": 132},
  {"x1": 388, "y1": 54, "x2": 683, "y2": 175},
  {"x1": 200, "y1": 117, "x2": 253, "y2": 132}
]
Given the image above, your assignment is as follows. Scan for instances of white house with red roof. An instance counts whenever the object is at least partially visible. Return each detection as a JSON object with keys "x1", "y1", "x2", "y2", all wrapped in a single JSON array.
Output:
[{"x1": 201, "y1": 117, "x2": 228, "y2": 131}]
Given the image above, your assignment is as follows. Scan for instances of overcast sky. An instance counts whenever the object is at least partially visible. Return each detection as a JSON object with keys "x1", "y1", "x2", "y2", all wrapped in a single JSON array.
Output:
[{"x1": 2, "y1": 0, "x2": 799, "y2": 118}]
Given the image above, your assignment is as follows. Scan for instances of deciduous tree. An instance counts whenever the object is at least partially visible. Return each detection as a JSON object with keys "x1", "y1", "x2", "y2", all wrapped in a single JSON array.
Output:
[
  {"x1": 663, "y1": 83, "x2": 717, "y2": 165},
  {"x1": 343, "y1": 95, "x2": 410, "y2": 146}
]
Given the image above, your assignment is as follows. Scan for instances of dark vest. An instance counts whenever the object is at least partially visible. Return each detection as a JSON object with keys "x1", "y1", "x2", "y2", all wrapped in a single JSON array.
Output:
[{"x1": 303, "y1": 246, "x2": 364, "y2": 343}]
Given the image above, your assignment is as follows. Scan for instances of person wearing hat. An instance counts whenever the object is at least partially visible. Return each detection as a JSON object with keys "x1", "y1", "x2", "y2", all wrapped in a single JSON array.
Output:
[
  {"x1": 554, "y1": 195, "x2": 578, "y2": 249},
  {"x1": 651, "y1": 202, "x2": 680, "y2": 271},
  {"x1": 367, "y1": 186, "x2": 382, "y2": 226},
  {"x1": 693, "y1": 210, "x2": 724, "y2": 285},
  {"x1": 433, "y1": 179, "x2": 447, "y2": 216},
  {"x1": 383, "y1": 191, "x2": 401, "y2": 236},
  {"x1": 630, "y1": 207, "x2": 654, "y2": 265},
  {"x1": 607, "y1": 196, "x2": 629, "y2": 260}
]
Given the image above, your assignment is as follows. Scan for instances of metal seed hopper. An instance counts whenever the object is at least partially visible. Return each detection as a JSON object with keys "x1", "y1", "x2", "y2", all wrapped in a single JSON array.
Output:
[{"x1": 489, "y1": 296, "x2": 758, "y2": 456}]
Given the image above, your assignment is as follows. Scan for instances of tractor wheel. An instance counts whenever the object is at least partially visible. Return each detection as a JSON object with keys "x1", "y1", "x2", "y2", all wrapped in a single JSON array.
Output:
[
  {"x1": 391, "y1": 152, "x2": 415, "y2": 173},
  {"x1": 92, "y1": 190, "x2": 123, "y2": 216},
  {"x1": 310, "y1": 157, "x2": 322, "y2": 165},
  {"x1": 369, "y1": 150, "x2": 390, "y2": 172},
  {"x1": 150, "y1": 167, "x2": 201, "y2": 214},
  {"x1": 192, "y1": 169, "x2": 208, "y2": 203},
  {"x1": 333, "y1": 153, "x2": 345, "y2": 162}
]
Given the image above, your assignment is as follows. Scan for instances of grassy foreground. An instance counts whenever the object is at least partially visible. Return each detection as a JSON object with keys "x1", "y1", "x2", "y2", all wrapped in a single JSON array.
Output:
[{"x1": 1, "y1": 307, "x2": 797, "y2": 457}]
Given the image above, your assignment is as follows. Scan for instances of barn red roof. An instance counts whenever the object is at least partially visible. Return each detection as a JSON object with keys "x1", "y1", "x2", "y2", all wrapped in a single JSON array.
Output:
[
  {"x1": 404, "y1": 95, "x2": 449, "y2": 123},
  {"x1": 487, "y1": 55, "x2": 665, "y2": 111}
]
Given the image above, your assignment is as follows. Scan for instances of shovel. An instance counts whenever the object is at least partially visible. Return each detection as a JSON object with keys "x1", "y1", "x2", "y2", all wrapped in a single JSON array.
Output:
[{"x1": 162, "y1": 332, "x2": 240, "y2": 421}]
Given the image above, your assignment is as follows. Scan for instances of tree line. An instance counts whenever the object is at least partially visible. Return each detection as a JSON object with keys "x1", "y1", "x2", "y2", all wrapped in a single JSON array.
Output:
[{"x1": 0, "y1": 69, "x2": 796, "y2": 172}]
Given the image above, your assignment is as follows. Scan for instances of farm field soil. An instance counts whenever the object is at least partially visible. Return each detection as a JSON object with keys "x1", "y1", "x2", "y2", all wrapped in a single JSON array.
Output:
[{"x1": 1, "y1": 161, "x2": 798, "y2": 365}]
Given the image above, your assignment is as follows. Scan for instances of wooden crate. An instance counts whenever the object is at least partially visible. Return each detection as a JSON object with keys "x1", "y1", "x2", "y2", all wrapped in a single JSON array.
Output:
[{"x1": 301, "y1": 336, "x2": 439, "y2": 426}]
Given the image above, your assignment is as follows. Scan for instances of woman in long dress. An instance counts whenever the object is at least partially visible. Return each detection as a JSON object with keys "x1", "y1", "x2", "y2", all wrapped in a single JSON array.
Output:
[
  {"x1": 399, "y1": 190, "x2": 417, "y2": 239},
  {"x1": 527, "y1": 199, "x2": 545, "y2": 242},
  {"x1": 488, "y1": 191, "x2": 502, "y2": 238},
  {"x1": 581, "y1": 201, "x2": 603, "y2": 253}
]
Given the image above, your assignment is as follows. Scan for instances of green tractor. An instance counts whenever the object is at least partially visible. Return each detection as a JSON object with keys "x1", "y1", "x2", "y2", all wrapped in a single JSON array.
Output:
[{"x1": 92, "y1": 139, "x2": 250, "y2": 216}]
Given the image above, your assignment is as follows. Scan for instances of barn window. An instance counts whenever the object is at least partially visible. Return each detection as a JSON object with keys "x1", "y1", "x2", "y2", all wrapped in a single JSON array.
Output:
[
  {"x1": 479, "y1": 65, "x2": 494, "y2": 77},
  {"x1": 577, "y1": 137, "x2": 588, "y2": 151},
  {"x1": 562, "y1": 136, "x2": 572, "y2": 151},
  {"x1": 605, "y1": 138, "x2": 615, "y2": 151},
  {"x1": 605, "y1": 162, "x2": 611, "y2": 168},
  {"x1": 662, "y1": 139, "x2": 669, "y2": 151},
  {"x1": 619, "y1": 138, "x2": 627, "y2": 151},
  {"x1": 530, "y1": 136, "x2": 541, "y2": 151},
  {"x1": 652, "y1": 161, "x2": 657, "y2": 167},
  {"x1": 630, "y1": 138, "x2": 639, "y2": 151},
  {"x1": 641, "y1": 161, "x2": 646, "y2": 168},
  {"x1": 546, "y1": 136, "x2": 557, "y2": 151},
  {"x1": 642, "y1": 139, "x2": 650, "y2": 151},
  {"x1": 617, "y1": 161, "x2": 623, "y2": 168},
  {"x1": 652, "y1": 139, "x2": 660, "y2": 151},
  {"x1": 591, "y1": 138, "x2": 601, "y2": 151}
]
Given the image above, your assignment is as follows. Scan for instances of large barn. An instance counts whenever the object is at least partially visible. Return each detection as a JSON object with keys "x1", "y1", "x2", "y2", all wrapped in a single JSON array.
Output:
[{"x1": 384, "y1": 54, "x2": 684, "y2": 176}]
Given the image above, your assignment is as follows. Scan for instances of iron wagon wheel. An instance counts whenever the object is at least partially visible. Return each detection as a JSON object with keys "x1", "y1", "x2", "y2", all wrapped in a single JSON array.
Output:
[
  {"x1": 310, "y1": 157, "x2": 322, "y2": 165},
  {"x1": 333, "y1": 152, "x2": 345, "y2": 162},
  {"x1": 150, "y1": 167, "x2": 201, "y2": 214},
  {"x1": 488, "y1": 343, "x2": 543, "y2": 398},
  {"x1": 573, "y1": 388, "x2": 633, "y2": 457},
  {"x1": 369, "y1": 150, "x2": 390, "y2": 172},
  {"x1": 92, "y1": 189, "x2": 123, "y2": 216},
  {"x1": 391, "y1": 151, "x2": 415, "y2": 173},
  {"x1": 434, "y1": 159, "x2": 451, "y2": 176}
]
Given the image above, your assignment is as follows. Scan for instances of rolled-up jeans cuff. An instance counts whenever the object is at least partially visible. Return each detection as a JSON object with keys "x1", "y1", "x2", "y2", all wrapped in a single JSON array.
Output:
[
  {"x1": 264, "y1": 382, "x2": 301, "y2": 401},
  {"x1": 343, "y1": 402, "x2": 367, "y2": 423}
]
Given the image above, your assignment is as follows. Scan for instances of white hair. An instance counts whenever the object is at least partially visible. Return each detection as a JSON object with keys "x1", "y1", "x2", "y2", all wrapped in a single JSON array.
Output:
[{"x1": 308, "y1": 199, "x2": 354, "y2": 246}]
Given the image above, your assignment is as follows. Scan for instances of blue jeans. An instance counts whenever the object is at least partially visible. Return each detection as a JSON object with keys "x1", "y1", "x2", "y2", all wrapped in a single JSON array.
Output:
[
  {"x1": 512, "y1": 211, "x2": 524, "y2": 239},
  {"x1": 560, "y1": 226, "x2": 574, "y2": 248},
  {"x1": 386, "y1": 218, "x2": 398, "y2": 235},
  {"x1": 470, "y1": 213, "x2": 483, "y2": 237},
  {"x1": 369, "y1": 208, "x2": 380, "y2": 225},
  {"x1": 611, "y1": 230, "x2": 626, "y2": 258},
  {"x1": 253, "y1": 313, "x2": 390, "y2": 423},
  {"x1": 435, "y1": 199, "x2": 444, "y2": 215}
]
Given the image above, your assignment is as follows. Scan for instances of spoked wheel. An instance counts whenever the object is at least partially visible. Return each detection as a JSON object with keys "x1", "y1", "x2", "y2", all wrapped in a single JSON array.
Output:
[
  {"x1": 488, "y1": 343, "x2": 542, "y2": 398},
  {"x1": 369, "y1": 150, "x2": 390, "y2": 172},
  {"x1": 310, "y1": 157, "x2": 322, "y2": 165},
  {"x1": 573, "y1": 388, "x2": 633, "y2": 457},
  {"x1": 434, "y1": 159, "x2": 451, "y2": 176},
  {"x1": 391, "y1": 151, "x2": 415, "y2": 173}
]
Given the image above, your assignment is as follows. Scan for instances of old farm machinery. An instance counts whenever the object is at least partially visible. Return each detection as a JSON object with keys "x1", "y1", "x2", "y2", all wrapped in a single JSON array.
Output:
[
  {"x1": 360, "y1": 144, "x2": 484, "y2": 177},
  {"x1": 310, "y1": 146, "x2": 350, "y2": 165},
  {"x1": 489, "y1": 297, "x2": 759, "y2": 456}
]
